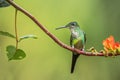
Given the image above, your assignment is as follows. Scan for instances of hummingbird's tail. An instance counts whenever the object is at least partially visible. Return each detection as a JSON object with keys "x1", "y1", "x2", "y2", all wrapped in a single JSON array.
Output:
[{"x1": 71, "y1": 53, "x2": 80, "y2": 73}]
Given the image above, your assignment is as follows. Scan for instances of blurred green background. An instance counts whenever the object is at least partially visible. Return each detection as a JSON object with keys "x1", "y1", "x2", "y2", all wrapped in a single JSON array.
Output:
[{"x1": 0, "y1": 0, "x2": 120, "y2": 80}]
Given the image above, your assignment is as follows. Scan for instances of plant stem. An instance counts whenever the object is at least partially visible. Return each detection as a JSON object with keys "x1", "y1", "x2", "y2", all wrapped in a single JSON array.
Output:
[{"x1": 15, "y1": 9, "x2": 18, "y2": 49}]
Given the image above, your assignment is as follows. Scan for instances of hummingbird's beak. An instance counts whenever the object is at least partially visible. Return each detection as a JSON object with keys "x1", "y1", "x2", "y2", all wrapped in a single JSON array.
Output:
[{"x1": 55, "y1": 26, "x2": 67, "y2": 30}]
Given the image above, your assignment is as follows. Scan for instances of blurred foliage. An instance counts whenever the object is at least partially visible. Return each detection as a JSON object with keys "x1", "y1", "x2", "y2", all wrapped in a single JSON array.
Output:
[
  {"x1": 0, "y1": 0, "x2": 11, "y2": 8},
  {"x1": 0, "y1": 0, "x2": 120, "y2": 80}
]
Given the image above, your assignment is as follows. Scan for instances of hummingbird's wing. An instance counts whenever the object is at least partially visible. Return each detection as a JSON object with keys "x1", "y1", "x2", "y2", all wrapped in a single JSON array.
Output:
[
  {"x1": 70, "y1": 35, "x2": 72, "y2": 47},
  {"x1": 70, "y1": 35, "x2": 80, "y2": 73},
  {"x1": 83, "y1": 31, "x2": 86, "y2": 44}
]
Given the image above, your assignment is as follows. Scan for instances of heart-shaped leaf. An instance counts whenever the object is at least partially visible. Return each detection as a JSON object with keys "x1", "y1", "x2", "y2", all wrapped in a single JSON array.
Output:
[
  {"x1": 12, "y1": 49, "x2": 26, "y2": 60},
  {"x1": 6, "y1": 45, "x2": 16, "y2": 60},
  {"x1": 0, "y1": 31, "x2": 16, "y2": 39},
  {"x1": 6, "y1": 45, "x2": 26, "y2": 61},
  {"x1": 19, "y1": 34, "x2": 37, "y2": 42}
]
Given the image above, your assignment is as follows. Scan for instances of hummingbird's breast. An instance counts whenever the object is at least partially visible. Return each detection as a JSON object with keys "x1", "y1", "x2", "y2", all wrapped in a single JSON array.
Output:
[
  {"x1": 71, "y1": 28, "x2": 85, "y2": 50},
  {"x1": 72, "y1": 38, "x2": 84, "y2": 50},
  {"x1": 71, "y1": 29, "x2": 79, "y2": 38},
  {"x1": 75, "y1": 40, "x2": 83, "y2": 49}
]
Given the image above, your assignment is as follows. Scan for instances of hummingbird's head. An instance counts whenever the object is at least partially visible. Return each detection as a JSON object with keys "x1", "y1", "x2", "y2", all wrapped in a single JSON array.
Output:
[
  {"x1": 65, "y1": 21, "x2": 79, "y2": 29},
  {"x1": 56, "y1": 21, "x2": 80, "y2": 30}
]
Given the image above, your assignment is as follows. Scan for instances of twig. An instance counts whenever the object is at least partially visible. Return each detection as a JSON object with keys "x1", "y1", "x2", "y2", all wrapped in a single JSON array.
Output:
[
  {"x1": 14, "y1": 9, "x2": 18, "y2": 49},
  {"x1": 6, "y1": 0, "x2": 120, "y2": 56}
]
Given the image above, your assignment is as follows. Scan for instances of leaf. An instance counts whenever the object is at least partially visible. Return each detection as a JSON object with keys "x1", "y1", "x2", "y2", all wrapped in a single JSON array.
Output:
[
  {"x1": 0, "y1": 0, "x2": 4, "y2": 3},
  {"x1": 6, "y1": 45, "x2": 16, "y2": 60},
  {"x1": 19, "y1": 34, "x2": 37, "y2": 42},
  {"x1": 0, "y1": 31, "x2": 16, "y2": 39},
  {"x1": 0, "y1": 0, "x2": 10, "y2": 8},
  {"x1": 6, "y1": 45, "x2": 26, "y2": 61},
  {"x1": 12, "y1": 49, "x2": 26, "y2": 60}
]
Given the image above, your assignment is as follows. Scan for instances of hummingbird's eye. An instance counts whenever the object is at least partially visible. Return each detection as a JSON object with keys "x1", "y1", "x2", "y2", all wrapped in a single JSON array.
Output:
[{"x1": 71, "y1": 22, "x2": 76, "y2": 26}]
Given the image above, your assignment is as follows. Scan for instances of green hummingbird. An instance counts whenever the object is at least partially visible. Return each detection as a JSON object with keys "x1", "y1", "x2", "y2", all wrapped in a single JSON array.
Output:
[{"x1": 56, "y1": 21, "x2": 86, "y2": 73}]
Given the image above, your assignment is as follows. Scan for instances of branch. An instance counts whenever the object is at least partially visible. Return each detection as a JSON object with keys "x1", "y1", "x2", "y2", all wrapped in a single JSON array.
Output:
[{"x1": 6, "y1": 0, "x2": 120, "y2": 56}]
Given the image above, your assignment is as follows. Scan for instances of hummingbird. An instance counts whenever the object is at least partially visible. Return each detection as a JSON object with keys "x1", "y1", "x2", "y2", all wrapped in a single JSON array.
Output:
[{"x1": 56, "y1": 21, "x2": 86, "y2": 73}]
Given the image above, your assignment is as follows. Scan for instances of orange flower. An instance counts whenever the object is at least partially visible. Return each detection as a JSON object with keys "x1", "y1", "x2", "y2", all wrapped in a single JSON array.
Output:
[{"x1": 103, "y1": 36, "x2": 120, "y2": 52}]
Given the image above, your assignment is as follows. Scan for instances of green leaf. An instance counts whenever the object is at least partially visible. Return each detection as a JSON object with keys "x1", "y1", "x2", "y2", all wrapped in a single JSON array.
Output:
[
  {"x1": 6, "y1": 45, "x2": 16, "y2": 60},
  {"x1": 12, "y1": 49, "x2": 26, "y2": 60},
  {"x1": 6, "y1": 45, "x2": 26, "y2": 61},
  {"x1": 0, "y1": 31, "x2": 16, "y2": 39},
  {"x1": 19, "y1": 34, "x2": 37, "y2": 42},
  {"x1": 0, "y1": 0, "x2": 10, "y2": 8}
]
